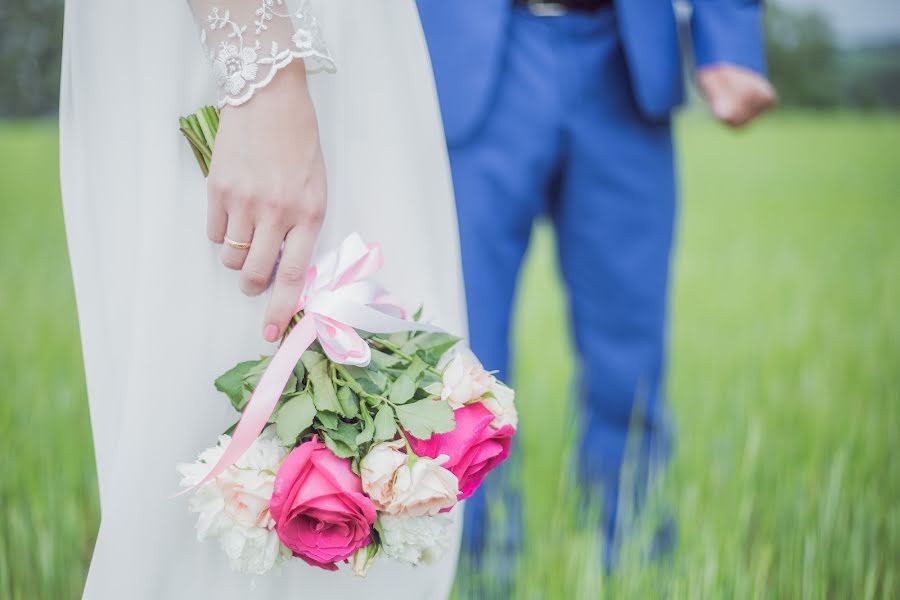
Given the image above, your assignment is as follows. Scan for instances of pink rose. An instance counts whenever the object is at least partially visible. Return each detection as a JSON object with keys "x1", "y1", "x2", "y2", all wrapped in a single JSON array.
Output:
[
  {"x1": 408, "y1": 403, "x2": 514, "y2": 500},
  {"x1": 270, "y1": 439, "x2": 377, "y2": 571}
]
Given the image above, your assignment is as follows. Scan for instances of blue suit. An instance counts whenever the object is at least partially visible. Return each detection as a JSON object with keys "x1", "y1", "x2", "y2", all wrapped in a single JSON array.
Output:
[{"x1": 416, "y1": 0, "x2": 765, "y2": 559}]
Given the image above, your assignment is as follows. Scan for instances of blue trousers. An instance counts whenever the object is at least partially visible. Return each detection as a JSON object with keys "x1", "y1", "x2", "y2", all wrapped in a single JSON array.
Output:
[{"x1": 449, "y1": 8, "x2": 676, "y2": 556}]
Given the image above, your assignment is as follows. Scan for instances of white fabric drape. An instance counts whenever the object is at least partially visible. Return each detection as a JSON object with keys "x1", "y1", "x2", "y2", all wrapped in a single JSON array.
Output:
[{"x1": 59, "y1": 1, "x2": 466, "y2": 598}]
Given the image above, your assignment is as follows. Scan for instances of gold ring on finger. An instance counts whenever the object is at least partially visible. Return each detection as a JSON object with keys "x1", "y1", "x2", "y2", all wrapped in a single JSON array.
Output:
[{"x1": 224, "y1": 235, "x2": 251, "y2": 250}]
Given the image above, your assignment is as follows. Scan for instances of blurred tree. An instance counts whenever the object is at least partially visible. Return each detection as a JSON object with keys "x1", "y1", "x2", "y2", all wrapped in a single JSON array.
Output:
[
  {"x1": 0, "y1": 0, "x2": 896, "y2": 116},
  {"x1": 839, "y1": 42, "x2": 900, "y2": 109},
  {"x1": 764, "y1": 3, "x2": 900, "y2": 110},
  {"x1": 0, "y1": 0, "x2": 64, "y2": 118},
  {"x1": 765, "y1": 3, "x2": 840, "y2": 108}
]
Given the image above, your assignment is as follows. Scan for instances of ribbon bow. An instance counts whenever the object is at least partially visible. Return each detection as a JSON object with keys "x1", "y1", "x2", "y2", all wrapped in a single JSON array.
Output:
[{"x1": 183, "y1": 233, "x2": 441, "y2": 493}]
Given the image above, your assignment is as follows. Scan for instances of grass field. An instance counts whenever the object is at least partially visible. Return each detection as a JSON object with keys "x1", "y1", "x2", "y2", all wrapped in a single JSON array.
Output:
[{"x1": 1, "y1": 113, "x2": 898, "y2": 599}]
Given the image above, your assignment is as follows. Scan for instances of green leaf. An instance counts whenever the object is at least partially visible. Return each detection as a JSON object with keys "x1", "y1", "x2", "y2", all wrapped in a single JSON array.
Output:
[
  {"x1": 337, "y1": 386, "x2": 360, "y2": 419},
  {"x1": 316, "y1": 411, "x2": 339, "y2": 430},
  {"x1": 329, "y1": 420, "x2": 361, "y2": 450},
  {"x1": 412, "y1": 386, "x2": 433, "y2": 401},
  {"x1": 300, "y1": 349, "x2": 327, "y2": 370},
  {"x1": 243, "y1": 356, "x2": 272, "y2": 389},
  {"x1": 400, "y1": 338, "x2": 420, "y2": 356},
  {"x1": 418, "y1": 370, "x2": 441, "y2": 389},
  {"x1": 394, "y1": 399, "x2": 455, "y2": 439},
  {"x1": 359, "y1": 379, "x2": 384, "y2": 396},
  {"x1": 267, "y1": 376, "x2": 300, "y2": 424},
  {"x1": 389, "y1": 374, "x2": 416, "y2": 405},
  {"x1": 343, "y1": 366, "x2": 366, "y2": 383},
  {"x1": 373, "y1": 404, "x2": 397, "y2": 442},
  {"x1": 337, "y1": 368, "x2": 365, "y2": 395},
  {"x1": 406, "y1": 356, "x2": 429, "y2": 382},
  {"x1": 292, "y1": 359, "x2": 306, "y2": 383},
  {"x1": 215, "y1": 360, "x2": 260, "y2": 411},
  {"x1": 370, "y1": 348, "x2": 402, "y2": 369},
  {"x1": 303, "y1": 352, "x2": 342, "y2": 414},
  {"x1": 367, "y1": 369, "x2": 389, "y2": 391},
  {"x1": 413, "y1": 332, "x2": 461, "y2": 365},
  {"x1": 356, "y1": 416, "x2": 375, "y2": 446},
  {"x1": 238, "y1": 387, "x2": 252, "y2": 412},
  {"x1": 275, "y1": 392, "x2": 316, "y2": 446},
  {"x1": 422, "y1": 381, "x2": 443, "y2": 397},
  {"x1": 323, "y1": 432, "x2": 357, "y2": 459},
  {"x1": 420, "y1": 332, "x2": 461, "y2": 354},
  {"x1": 278, "y1": 374, "x2": 298, "y2": 398},
  {"x1": 344, "y1": 366, "x2": 388, "y2": 393}
]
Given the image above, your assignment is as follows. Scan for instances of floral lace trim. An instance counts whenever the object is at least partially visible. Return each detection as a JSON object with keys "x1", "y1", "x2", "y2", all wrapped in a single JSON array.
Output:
[{"x1": 199, "y1": 0, "x2": 336, "y2": 108}]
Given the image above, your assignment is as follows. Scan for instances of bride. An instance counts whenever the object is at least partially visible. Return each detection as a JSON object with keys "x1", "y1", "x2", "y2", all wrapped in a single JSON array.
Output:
[{"x1": 60, "y1": 1, "x2": 466, "y2": 597}]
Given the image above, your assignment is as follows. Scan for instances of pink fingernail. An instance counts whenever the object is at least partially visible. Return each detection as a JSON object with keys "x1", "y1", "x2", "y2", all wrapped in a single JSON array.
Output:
[{"x1": 264, "y1": 324, "x2": 279, "y2": 342}]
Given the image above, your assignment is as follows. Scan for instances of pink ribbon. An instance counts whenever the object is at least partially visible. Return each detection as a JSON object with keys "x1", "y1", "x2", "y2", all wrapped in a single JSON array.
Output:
[{"x1": 181, "y1": 233, "x2": 442, "y2": 494}]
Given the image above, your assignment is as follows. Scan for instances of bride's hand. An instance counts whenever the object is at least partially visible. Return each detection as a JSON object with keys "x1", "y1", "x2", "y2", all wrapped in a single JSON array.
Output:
[{"x1": 206, "y1": 60, "x2": 326, "y2": 343}]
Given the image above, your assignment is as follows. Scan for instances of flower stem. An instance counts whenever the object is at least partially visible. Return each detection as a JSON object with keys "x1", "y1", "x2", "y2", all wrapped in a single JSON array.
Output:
[
  {"x1": 185, "y1": 140, "x2": 209, "y2": 176},
  {"x1": 179, "y1": 123, "x2": 212, "y2": 162},
  {"x1": 178, "y1": 106, "x2": 220, "y2": 177},
  {"x1": 280, "y1": 312, "x2": 304, "y2": 344},
  {"x1": 195, "y1": 108, "x2": 215, "y2": 150},
  {"x1": 396, "y1": 427, "x2": 418, "y2": 461}
]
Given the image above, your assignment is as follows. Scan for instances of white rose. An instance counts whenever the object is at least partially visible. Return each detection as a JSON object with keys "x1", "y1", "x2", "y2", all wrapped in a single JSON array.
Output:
[
  {"x1": 177, "y1": 429, "x2": 291, "y2": 574},
  {"x1": 440, "y1": 348, "x2": 493, "y2": 409},
  {"x1": 481, "y1": 382, "x2": 518, "y2": 429},
  {"x1": 379, "y1": 513, "x2": 455, "y2": 566},
  {"x1": 361, "y1": 440, "x2": 460, "y2": 516},
  {"x1": 392, "y1": 454, "x2": 460, "y2": 516}
]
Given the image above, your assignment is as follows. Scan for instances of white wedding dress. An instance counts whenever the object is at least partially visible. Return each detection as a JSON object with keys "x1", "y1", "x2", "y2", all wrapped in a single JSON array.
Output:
[{"x1": 59, "y1": 1, "x2": 466, "y2": 598}]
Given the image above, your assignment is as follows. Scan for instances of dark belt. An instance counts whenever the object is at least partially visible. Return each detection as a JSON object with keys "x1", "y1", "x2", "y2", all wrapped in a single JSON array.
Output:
[{"x1": 514, "y1": 0, "x2": 613, "y2": 14}]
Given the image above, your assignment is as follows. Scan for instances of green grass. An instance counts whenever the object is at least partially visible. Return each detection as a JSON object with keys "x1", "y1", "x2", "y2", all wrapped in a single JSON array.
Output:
[
  {"x1": 1, "y1": 113, "x2": 899, "y2": 598},
  {"x1": 0, "y1": 120, "x2": 96, "y2": 598}
]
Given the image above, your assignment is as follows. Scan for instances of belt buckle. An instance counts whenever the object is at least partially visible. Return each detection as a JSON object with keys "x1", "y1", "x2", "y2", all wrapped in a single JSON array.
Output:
[{"x1": 526, "y1": 0, "x2": 568, "y2": 16}]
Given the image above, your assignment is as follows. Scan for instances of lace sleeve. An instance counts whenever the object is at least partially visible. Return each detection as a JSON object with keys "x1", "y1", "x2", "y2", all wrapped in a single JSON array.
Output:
[{"x1": 188, "y1": 0, "x2": 336, "y2": 108}]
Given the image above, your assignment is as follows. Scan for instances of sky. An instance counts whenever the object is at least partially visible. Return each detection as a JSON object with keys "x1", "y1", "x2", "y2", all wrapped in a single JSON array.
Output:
[{"x1": 777, "y1": 0, "x2": 900, "y2": 44}]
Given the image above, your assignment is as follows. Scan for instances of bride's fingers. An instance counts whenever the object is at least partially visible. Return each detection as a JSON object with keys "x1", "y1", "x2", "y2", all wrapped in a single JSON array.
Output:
[
  {"x1": 221, "y1": 212, "x2": 254, "y2": 271},
  {"x1": 207, "y1": 197, "x2": 227, "y2": 244},
  {"x1": 263, "y1": 228, "x2": 315, "y2": 342},
  {"x1": 240, "y1": 223, "x2": 285, "y2": 297}
]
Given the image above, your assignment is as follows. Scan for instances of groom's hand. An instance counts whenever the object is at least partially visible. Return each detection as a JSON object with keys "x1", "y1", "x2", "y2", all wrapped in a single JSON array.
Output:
[{"x1": 697, "y1": 64, "x2": 777, "y2": 128}]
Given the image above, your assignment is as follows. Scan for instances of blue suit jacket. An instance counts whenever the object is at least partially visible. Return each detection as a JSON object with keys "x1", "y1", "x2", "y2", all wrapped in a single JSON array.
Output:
[{"x1": 417, "y1": 0, "x2": 767, "y2": 145}]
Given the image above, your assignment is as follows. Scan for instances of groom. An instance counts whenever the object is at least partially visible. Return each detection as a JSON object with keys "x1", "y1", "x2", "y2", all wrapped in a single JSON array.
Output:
[{"x1": 417, "y1": 0, "x2": 775, "y2": 560}]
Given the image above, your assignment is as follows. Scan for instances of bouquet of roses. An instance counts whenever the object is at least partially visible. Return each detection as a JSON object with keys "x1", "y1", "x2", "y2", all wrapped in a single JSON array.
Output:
[{"x1": 175, "y1": 107, "x2": 518, "y2": 576}]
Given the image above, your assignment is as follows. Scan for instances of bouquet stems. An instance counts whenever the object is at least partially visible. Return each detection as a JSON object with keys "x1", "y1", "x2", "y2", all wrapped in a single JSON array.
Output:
[{"x1": 179, "y1": 105, "x2": 220, "y2": 177}]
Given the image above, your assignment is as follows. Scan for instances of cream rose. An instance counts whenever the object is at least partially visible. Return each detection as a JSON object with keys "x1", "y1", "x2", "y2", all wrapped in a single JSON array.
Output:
[
  {"x1": 360, "y1": 440, "x2": 460, "y2": 516},
  {"x1": 481, "y1": 382, "x2": 518, "y2": 429},
  {"x1": 359, "y1": 440, "x2": 408, "y2": 508},
  {"x1": 440, "y1": 348, "x2": 494, "y2": 409}
]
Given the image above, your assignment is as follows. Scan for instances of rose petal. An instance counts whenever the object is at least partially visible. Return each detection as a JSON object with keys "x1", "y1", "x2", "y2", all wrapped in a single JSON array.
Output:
[{"x1": 408, "y1": 404, "x2": 513, "y2": 501}]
